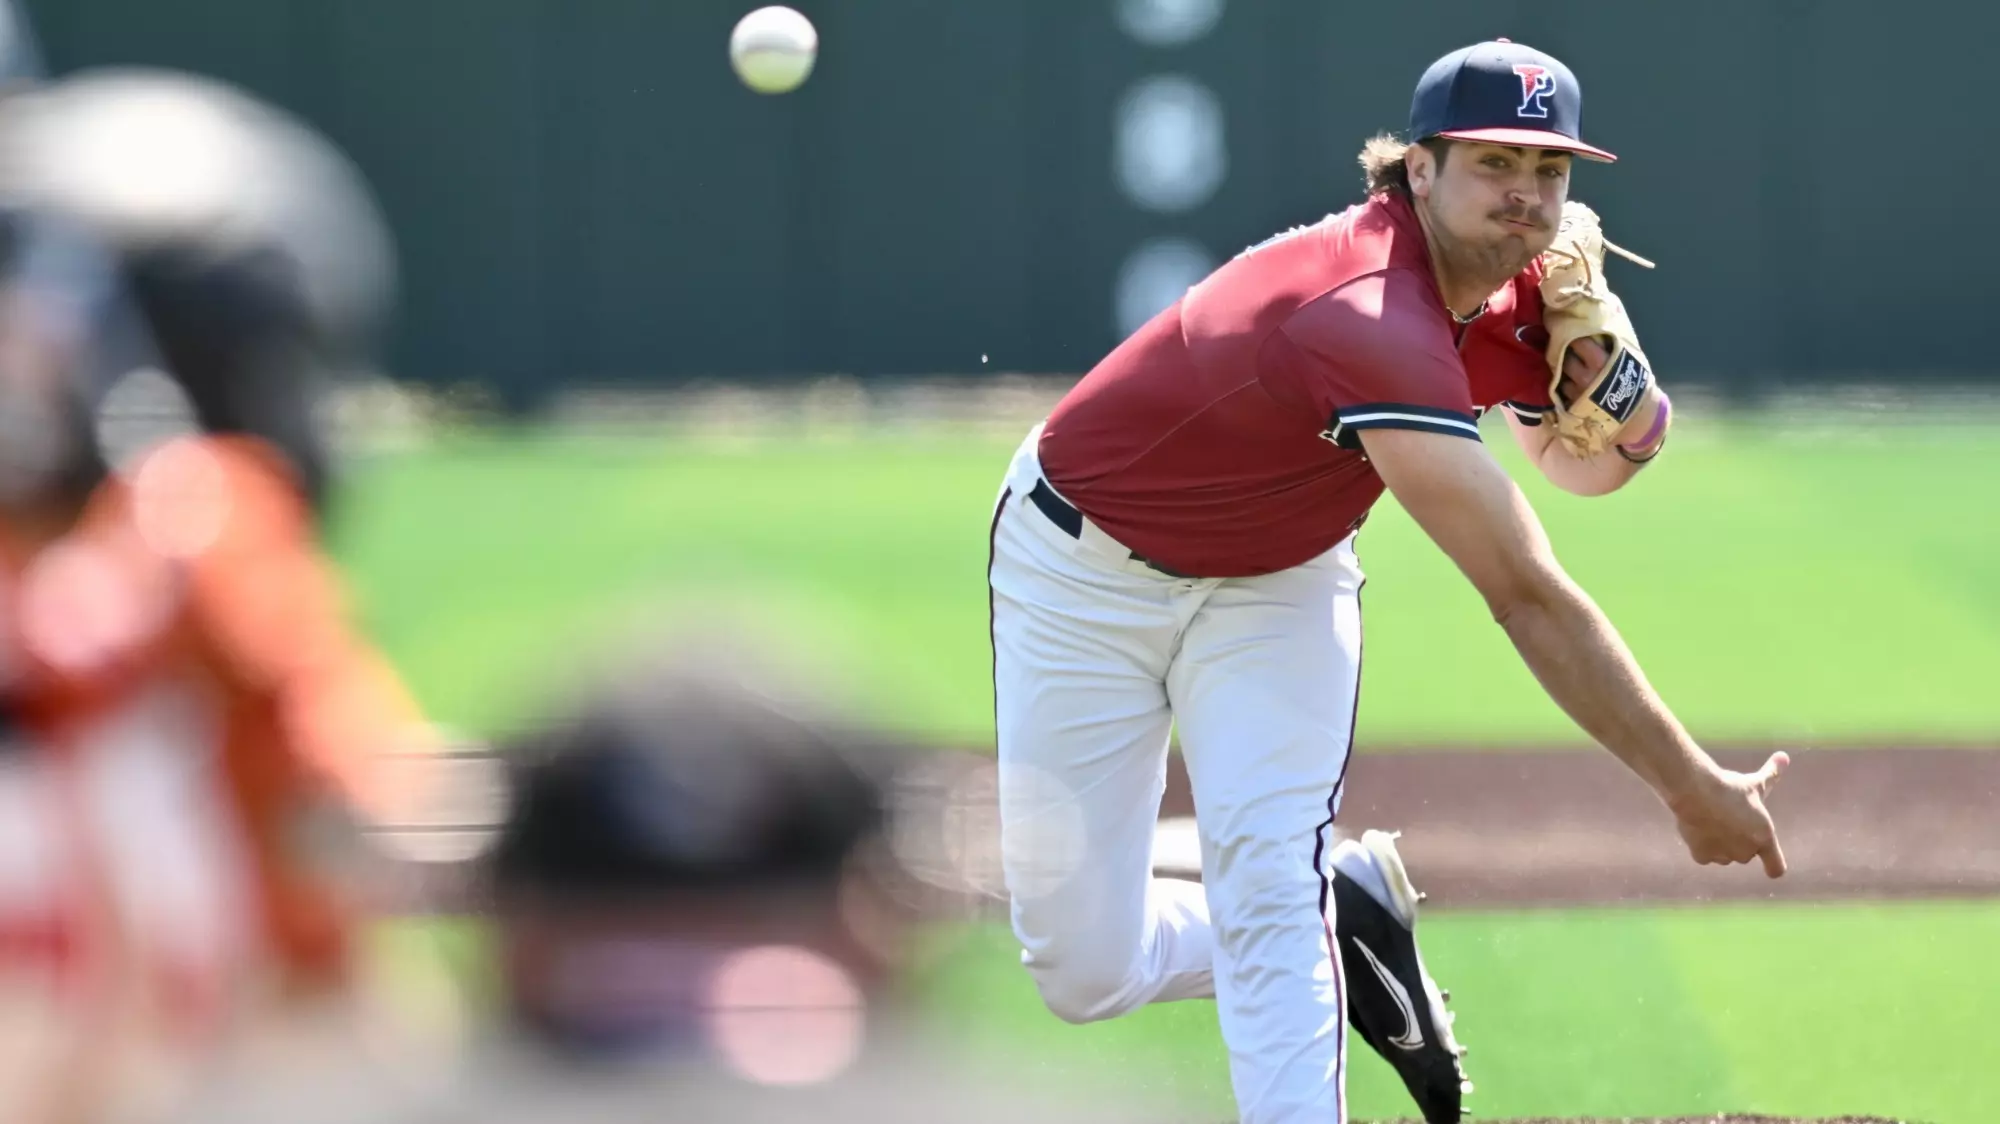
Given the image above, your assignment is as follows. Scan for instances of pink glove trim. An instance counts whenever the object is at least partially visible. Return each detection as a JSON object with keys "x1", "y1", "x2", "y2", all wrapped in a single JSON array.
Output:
[{"x1": 1617, "y1": 387, "x2": 1671, "y2": 457}]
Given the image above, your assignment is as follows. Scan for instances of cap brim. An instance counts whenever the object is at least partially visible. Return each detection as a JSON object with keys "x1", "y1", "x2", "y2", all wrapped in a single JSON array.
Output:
[{"x1": 1435, "y1": 127, "x2": 1617, "y2": 163}]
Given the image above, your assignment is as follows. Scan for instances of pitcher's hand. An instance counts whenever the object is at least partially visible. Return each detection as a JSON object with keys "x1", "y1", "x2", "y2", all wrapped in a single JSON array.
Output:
[{"x1": 1663, "y1": 751, "x2": 1790, "y2": 878}]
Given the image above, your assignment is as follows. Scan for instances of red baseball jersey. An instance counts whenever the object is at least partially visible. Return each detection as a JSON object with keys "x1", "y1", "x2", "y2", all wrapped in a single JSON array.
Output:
[{"x1": 1037, "y1": 192, "x2": 1555, "y2": 578}]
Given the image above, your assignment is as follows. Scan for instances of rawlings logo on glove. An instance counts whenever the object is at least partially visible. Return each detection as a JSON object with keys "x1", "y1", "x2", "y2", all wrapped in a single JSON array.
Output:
[
  {"x1": 1594, "y1": 350, "x2": 1649, "y2": 416},
  {"x1": 1539, "y1": 201, "x2": 1660, "y2": 457}
]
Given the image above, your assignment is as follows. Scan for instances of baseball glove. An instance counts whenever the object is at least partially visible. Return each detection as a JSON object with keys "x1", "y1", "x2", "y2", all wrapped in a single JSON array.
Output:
[{"x1": 1538, "y1": 200, "x2": 1658, "y2": 457}]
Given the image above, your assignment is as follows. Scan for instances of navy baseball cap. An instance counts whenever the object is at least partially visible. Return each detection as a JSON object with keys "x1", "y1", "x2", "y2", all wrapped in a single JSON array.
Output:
[{"x1": 1409, "y1": 38, "x2": 1615, "y2": 163}]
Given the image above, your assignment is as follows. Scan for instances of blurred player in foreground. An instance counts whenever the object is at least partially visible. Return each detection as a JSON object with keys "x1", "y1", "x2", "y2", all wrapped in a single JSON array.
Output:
[
  {"x1": 173, "y1": 624, "x2": 1184, "y2": 1122},
  {"x1": 0, "y1": 68, "x2": 438, "y2": 1122},
  {"x1": 435, "y1": 633, "x2": 1174, "y2": 1123}
]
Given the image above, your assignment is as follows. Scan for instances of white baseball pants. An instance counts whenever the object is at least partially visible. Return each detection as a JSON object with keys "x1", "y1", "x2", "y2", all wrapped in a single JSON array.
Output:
[{"x1": 987, "y1": 424, "x2": 1365, "y2": 1124}]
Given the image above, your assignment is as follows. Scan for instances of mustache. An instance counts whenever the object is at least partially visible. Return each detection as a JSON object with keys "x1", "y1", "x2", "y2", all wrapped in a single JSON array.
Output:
[{"x1": 1491, "y1": 207, "x2": 1550, "y2": 229}]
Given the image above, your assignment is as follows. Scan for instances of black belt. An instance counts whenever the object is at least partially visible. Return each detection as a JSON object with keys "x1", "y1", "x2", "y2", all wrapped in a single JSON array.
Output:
[{"x1": 1026, "y1": 479, "x2": 1196, "y2": 579}]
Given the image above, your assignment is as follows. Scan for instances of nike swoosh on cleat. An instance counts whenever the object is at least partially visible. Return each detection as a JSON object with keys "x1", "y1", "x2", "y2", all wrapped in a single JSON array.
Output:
[{"x1": 1353, "y1": 936, "x2": 1424, "y2": 1051}]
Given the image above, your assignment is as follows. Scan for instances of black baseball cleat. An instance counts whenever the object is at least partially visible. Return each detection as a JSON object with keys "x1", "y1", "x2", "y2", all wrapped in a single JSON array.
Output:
[{"x1": 1329, "y1": 829, "x2": 1471, "y2": 1124}]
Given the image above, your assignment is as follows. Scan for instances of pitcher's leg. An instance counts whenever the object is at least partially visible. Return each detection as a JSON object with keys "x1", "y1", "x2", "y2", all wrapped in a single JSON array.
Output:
[
  {"x1": 989, "y1": 486, "x2": 1215, "y2": 1024},
  {"x1": 1168, "y1": 544, "x2": 1364, "y2": 1123}
]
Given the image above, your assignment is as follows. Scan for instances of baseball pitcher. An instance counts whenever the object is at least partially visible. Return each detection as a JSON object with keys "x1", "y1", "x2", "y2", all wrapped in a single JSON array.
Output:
[{"x1": 985, "y1": 38, "x2": 1788, "y2": 1124}]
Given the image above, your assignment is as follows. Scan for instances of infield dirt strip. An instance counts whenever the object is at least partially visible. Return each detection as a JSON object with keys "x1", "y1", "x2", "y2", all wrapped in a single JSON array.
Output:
[
  {"x1": 1153, "y1": 745, "x2": 2000, "y2": 906},
  {"x1": 378, "y1": 743, "x2": 2000, "y2": 911}
]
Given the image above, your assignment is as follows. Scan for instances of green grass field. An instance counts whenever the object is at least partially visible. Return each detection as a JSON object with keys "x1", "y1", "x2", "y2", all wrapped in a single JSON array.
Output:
[
  {"x1": 328, "y1": 414, "x2": 2000, "y2": 749},
  {"x1": 915, "y1": 901, "x2": 2000, "y2": 1123},
  {"x1": 337, "y1": 412, "x2": 2000, "y2": 1122}
]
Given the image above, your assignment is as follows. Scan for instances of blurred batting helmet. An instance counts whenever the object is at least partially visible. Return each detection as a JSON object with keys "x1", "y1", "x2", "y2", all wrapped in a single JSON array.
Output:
[{"x1": 0, "y1": 67, "x2": 396, "y2": 514}]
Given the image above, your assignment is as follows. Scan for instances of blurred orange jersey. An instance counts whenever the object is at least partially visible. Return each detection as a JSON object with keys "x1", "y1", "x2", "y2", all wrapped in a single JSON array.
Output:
[{"x1": 0, "y1": 433, "x2": 431, "y2": 1113}]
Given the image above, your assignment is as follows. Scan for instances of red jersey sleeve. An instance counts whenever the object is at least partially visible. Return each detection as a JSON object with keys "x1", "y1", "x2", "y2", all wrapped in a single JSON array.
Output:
[{"x1": 1266, "y1": 268, "x2": 1482, "y2": 443}]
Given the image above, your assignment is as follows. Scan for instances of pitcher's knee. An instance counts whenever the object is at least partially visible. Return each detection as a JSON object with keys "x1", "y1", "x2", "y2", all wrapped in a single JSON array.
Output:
[
  {"x1": 1026, "y1": 957, "x2": 1140, "y2": 1025},
  {"x1": 1205, "y1": 836, "x2": 1320, "y2": 948}
]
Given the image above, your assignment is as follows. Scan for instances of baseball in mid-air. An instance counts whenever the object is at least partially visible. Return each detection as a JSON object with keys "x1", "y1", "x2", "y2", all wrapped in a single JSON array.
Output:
[{"x1": 729, "y1": 6, "x2": 818, "y2": 95}]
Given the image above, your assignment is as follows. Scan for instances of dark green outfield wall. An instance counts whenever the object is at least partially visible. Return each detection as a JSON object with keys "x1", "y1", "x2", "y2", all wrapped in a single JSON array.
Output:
[{"x1": 31, "y1": 0, "x2": 1992, "y2": 404}]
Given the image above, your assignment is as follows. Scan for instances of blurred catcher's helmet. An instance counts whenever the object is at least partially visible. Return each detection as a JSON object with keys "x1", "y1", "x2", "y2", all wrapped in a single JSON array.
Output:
[{"x1": 0, "y1": 67, "x2": 397, "y2": 512}]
